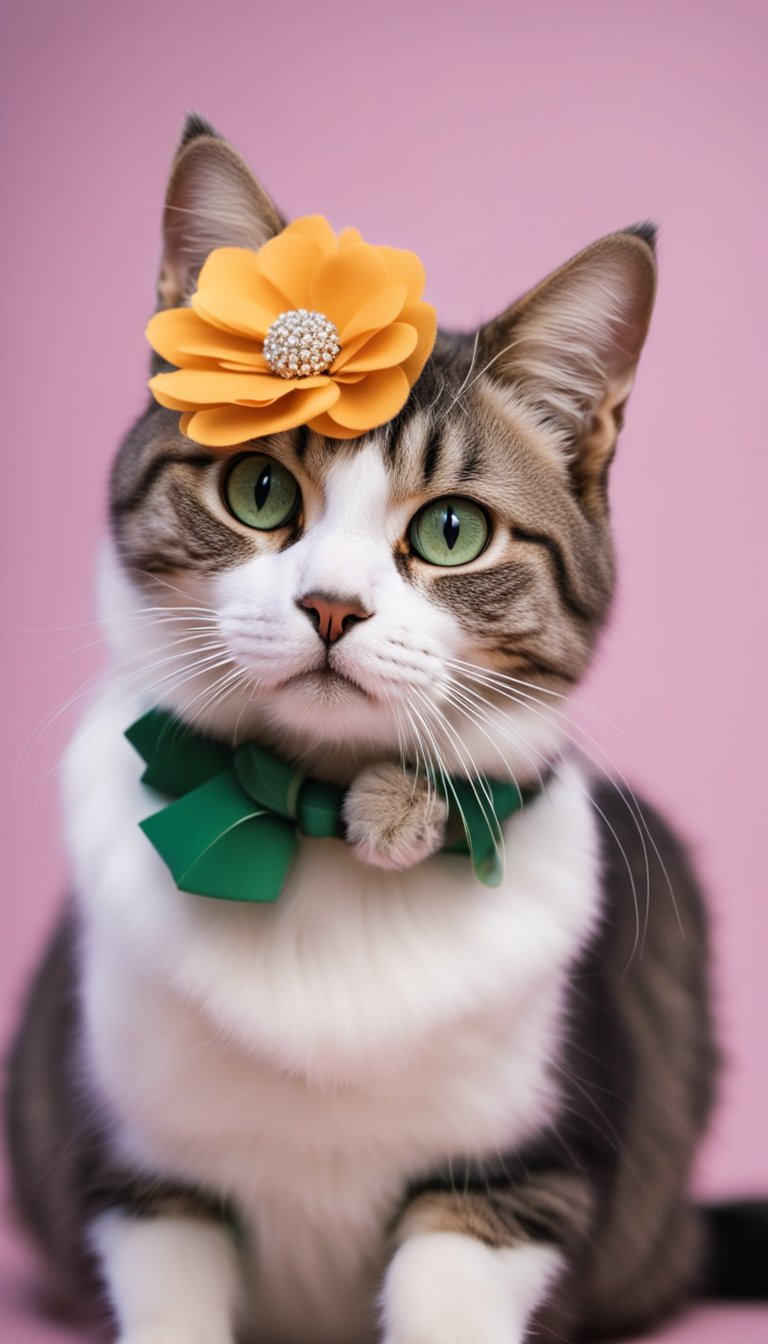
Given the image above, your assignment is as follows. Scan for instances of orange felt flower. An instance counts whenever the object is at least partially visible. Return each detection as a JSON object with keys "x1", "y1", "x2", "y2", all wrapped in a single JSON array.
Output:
[{"x1": 146, "y1": 215, "x2": 437, "y2": 446}]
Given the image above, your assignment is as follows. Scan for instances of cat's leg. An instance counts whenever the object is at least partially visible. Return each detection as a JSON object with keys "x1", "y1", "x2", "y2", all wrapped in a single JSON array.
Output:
[
  {"x1": 91, "y1": 1209, "x2": 240, "y2": 1344},
  {"x1": 381, "y1": 1172, "x2": 592, "y2": 1344},
  {"x1": 343, "y1": 763, "x2": 448, "y2": 870}
]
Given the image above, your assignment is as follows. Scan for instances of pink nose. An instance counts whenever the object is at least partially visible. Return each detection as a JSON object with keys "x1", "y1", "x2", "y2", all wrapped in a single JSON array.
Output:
[{"x1": 298, "y1": 592, "x2": 371, "y2": 644}]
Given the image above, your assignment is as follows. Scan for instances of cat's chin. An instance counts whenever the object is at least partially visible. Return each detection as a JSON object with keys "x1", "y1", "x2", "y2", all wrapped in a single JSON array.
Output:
[
  {"x1": 283, "y1": 667, "x2": 371, "y2": 704},
  {"x1": 254, "y1": 671, "x2": 407, "y2": 774}
]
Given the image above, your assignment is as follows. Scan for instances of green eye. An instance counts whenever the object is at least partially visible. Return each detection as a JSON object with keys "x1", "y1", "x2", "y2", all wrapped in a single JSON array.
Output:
[
  {"x1": 223, "y1": 454, "x2": 300, "y2": 530},
  {"x1": 409, "y1": 497, "x2": 490, "y2": 567}
]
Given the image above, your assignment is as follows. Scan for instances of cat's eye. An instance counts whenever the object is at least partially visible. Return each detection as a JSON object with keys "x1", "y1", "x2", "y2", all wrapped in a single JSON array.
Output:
[
  {"x1": 408, "y1": 497, "x2": 490, "y2": 567},
  {"x1": 223, "y1": 454, "x2": 300, "y2": 530}
]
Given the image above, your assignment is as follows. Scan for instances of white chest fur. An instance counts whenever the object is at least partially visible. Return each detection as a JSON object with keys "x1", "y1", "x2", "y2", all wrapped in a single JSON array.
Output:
[{"x1": 63, "y1": 681, "x2": 602, "y2": 1343}]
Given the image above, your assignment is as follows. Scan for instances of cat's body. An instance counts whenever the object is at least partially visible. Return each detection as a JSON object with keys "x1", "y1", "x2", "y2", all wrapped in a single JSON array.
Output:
[
  {"x1": 5, "y1": 117, "x2": 729, "y2": 1342},
  {"x1": 65, "y1": 675, "x2": 599, "y2": 1344},
  {"x1": 11, "y1": 653, "x2": 714, "y2": 1343}
]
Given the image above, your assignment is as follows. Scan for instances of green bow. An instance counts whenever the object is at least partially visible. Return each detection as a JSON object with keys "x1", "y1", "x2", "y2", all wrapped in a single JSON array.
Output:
[{"x1": 126, "y1": 708, "x2": 536, "y2": 903}]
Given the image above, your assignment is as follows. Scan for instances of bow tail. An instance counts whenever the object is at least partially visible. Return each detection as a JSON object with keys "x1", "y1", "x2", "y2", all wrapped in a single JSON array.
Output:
[
  {"x1": 447, "y1": 777, "x2": 505, "y2": 888},
  {"x1": 140, "y1": 769, "x2": 298, "y2": 903}
]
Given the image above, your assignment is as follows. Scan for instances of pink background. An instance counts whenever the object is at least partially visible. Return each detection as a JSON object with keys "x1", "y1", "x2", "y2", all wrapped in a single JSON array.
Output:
[{"x1": 1, "y1": 1, "x2": 766, "y2": 1339}]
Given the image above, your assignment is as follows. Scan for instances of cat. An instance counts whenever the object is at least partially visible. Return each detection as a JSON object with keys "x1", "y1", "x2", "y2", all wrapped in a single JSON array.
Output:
[{"x1": 6, "y1": 113, "x2": 761, "y2": 1344}]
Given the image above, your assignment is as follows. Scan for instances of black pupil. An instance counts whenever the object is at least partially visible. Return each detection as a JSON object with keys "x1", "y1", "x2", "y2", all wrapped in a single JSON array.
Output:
[
  {"x1": 254, "y1": 464, "x2": 271, "y2": 511},
  {"x1": 443, "y1": 506, "x2": 460, "y2": 551}
]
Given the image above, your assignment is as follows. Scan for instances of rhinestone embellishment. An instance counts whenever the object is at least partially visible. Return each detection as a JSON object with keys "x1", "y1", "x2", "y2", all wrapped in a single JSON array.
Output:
[{"x1": 263, "y1": 309, "x2": 341, "y2": 379}]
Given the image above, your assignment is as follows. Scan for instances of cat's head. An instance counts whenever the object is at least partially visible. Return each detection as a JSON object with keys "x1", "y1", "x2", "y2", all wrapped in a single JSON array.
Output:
[{"x1": 106, "y1": 115, "x2": 656, "y2": 783}]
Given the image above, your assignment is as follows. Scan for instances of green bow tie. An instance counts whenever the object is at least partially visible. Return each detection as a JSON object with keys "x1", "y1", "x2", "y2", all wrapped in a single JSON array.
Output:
[{"x1": 126, "y1": 708, "x2": 537, "y2": 903}]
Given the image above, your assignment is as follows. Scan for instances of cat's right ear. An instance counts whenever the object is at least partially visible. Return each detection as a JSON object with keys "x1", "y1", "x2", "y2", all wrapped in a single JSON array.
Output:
[
  {"x1": 476, "y1": 227, "x2": 656, "y2": 517},
  {"x1": 157, "y1": 114, "x2": 285, "y2": 310}
]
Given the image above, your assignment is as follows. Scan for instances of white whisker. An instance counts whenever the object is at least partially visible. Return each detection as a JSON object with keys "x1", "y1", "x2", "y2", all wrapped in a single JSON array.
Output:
[
  {"x1": 442, "y1": 661, "x2": 668, "y2": 959},
  {"x1": 439, "y1": 330, "x2": 481, "y2": 421},
  {"x1": 411, "y1": 687, "x2": 503, "y2": 871}
]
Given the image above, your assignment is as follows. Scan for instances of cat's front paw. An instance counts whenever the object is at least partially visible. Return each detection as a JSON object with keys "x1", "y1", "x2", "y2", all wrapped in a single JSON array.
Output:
[
  {"x1": 343, "y1": 764, "x2": 448, "y2": 871},
  {"x1": 380, "y1": 1233, "x2": 530, "y2": 1344}
]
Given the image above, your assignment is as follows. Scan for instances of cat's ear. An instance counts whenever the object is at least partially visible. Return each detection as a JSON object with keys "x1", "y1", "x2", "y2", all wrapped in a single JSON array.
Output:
[
  {"x1": 478, "y1": 225, "x2": 657, "y2": 512},
  {"x1": 157, "y1": 113, "x2": 285, "y2": 309}
]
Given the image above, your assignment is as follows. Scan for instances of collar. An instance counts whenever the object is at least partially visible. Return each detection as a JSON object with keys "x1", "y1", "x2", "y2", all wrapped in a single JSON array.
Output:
[{"x1": 125, "y1": 708, "x2": 543, "y2": 903}]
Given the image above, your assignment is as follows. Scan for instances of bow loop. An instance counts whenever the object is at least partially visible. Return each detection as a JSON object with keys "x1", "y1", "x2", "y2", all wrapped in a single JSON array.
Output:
[
  {"x1": 234, "y1": 741, "x2": 306, "y2": 820},
  {"x1": 125, "y1": 708, "x2": 230, "y2": 794}
]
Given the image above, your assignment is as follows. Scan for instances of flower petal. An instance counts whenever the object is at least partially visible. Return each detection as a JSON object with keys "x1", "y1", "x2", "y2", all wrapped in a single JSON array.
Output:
[
  {"x1": 192, "y1": 289, "x2": 276, "y2": 339},
  {"x1": 327, "y1": 367, "x2": 410, "y2": 431},
  {"x1": 218, "y1": 355, "x2": 270, "y2": 373},
  {"x1": 146, "y1": 309, "x2": 208, "y2": 366},
  {"x1": 147, "y1": 308, "x2": 265, "y2": 368},
  {"x1": 330, "y1": 370, "x2": 367, "y2": 385},
  {"x1": 283, "y1": 215, "x2": 339, "y2": 255},
  {"x1": 149, "y1": 349, "x2": 212, "y2": 374},
  {"x1": 234, "y1": 374, "x2": 330, "y2": 400},
  {"x1": 338, "y1": 227, "x2": 363, "y2": 248},
  {"x1": 150, "y1": 384, "x2": 219, "y2": 413},
  {"x1": 398, "y1": 301, "x2": 438, "y2": 386},
  {"x1": 339, "y1": 285, "x2": 407, "y2": 342},
  {"x1": 150, "y1": 369, "x2": 315, "y2": 407},
  {"x1": 306, "y1": 412, "x2": 365, "y2": 440},
  {"x1": 335, "y1": 322, "x2": 418, "y2": 374},
  {"x1": 311, "y1": 244, "x2": 388, "y2": 332},
  {"x1": 182, "y1": 384, "x2": 340, "y2": 447},
  {"x1": 375, "y1": 247, "x2": 427, "y2": 303},
  {"x1": 197, "y1": 247, "x2": 285, "y2": 311},
  {"x1": 256, "y1": 231, "x2": 325, "y2": 308}
]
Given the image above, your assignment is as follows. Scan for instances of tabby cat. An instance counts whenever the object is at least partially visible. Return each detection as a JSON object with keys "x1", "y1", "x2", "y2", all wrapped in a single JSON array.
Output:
[{"x1": 7, "y1": 115, "x2": 753, "y2": 1344}]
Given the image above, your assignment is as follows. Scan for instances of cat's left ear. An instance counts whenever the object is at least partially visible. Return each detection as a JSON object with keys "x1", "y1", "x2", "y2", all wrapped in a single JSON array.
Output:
[
  {"x1": 157, "y1": 113, "x2": 285, "y2": 309},
  {"x1": 478, "y1": 225, "x2": 657, "y2": 513}
]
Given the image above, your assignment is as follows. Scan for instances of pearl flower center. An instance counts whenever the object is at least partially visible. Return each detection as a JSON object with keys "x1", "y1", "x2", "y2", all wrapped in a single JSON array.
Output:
[{"x1": 263, "y1": 309, "x2": 341, "y2": 379}]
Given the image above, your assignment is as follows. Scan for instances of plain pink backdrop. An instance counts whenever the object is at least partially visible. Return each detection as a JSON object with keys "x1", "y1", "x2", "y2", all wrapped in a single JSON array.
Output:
[{"x1": 1, "y1": 1, "x2": 766, "y2": 1339}]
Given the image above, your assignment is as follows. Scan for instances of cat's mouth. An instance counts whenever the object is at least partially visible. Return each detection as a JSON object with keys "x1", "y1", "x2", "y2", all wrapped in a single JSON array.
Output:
[{"x1": 284, "y1": 665, "x2": 371, "y2": 701}]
